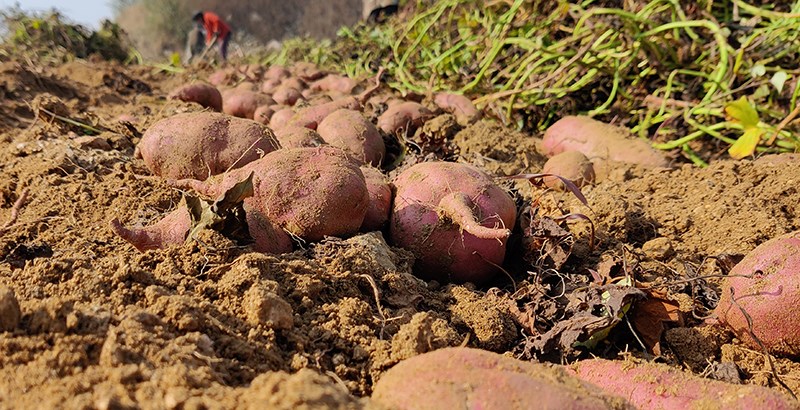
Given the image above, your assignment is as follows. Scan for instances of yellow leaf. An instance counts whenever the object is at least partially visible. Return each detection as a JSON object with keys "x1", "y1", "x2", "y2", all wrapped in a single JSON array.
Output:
[
  {"x1": 725, "y1": 96, "x2": 759, "y2": 128},
  {"x1": 728, "y1": 127, "x2": 764, "y2": 159}
]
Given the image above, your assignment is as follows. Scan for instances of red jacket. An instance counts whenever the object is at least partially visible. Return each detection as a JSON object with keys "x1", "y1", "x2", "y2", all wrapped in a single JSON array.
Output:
[{"x1": 201, "y1": 12, "x2": 230, "y2": 44}]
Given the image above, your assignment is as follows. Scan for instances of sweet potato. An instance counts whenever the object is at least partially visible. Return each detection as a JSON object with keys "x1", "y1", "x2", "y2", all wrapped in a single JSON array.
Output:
[
  {"x1": 168, "y1": 82, "x2": 223, "y2": 112},
  {"x1": 317, "y1": 109, "x2": 386, "y2": 166},
  {"x1": 542, "y1": 116, "x2": 669, "y2": 178},
  {"x1": 253, "y1": 105, "x2": 275, "y2": 125},
  {"x1": 110, "y1": 202, "x2": 292, "y2": 254},
  {"x1": 542, "y1": 151, "x2": 595, "y2": 190},
  {"x1": 372, "y1": 347, "x2": 631, "y2": 410},
  {"x1": 269, "y1": 108, "x2": 296, "y2": 129},
  {"x1": 377, "y1": 101, "x2": 434, "y2": 135},
  {"x1": 715, "y1": 230, "x2": 800, "y2": 357},
  {"x1": 570, "y1": 358, "x2": 795, "y2": 410},
  {"x1": 274, "y1": 126, "x2": 325, "y2": 149},
  {"x1": 309, "y1": 74, "x2": 359, "y2": 95},
  {"x1": 360, "y1": 166, "x2": 391, "y2": 232},
  {"x1": 390, "y1": 162, "x2": 516, "y2": 284},
  {"x1": 260, "y1": 78, "x2": 282, "y2": 94},
  {"x1": 222, "y1": 90, "x2": 275, "y2": 119},
  {"x1": 279, "y1": 76, "x2": 307, "y2": 92},
  {"x1": 174, "y1": 146, "x2": 369, "y2": 242},
  {"x1": 207, "y1": 68, "x2": 235, "y2": 86},
  {"x1": 138, "y1": 112, "x2": 280, "y2": 180},
  {"x1": 433, "y1": 92, "x2": 480, "y2": 125},
  {"x1": 284, "y1": 97, "x2": 363, "y2": 130},
  {"x1": 271, "y1": 85, "x2": 303, "y2": 106},
  {"x1": 291, "y1": 61, "x2": 325, "y2": 81},
  {"x1": 263, "y1": 65, "x2": 291, "y2": 82}
]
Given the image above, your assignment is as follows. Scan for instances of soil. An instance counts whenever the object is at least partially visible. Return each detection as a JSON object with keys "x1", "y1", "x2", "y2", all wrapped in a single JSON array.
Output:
[{"x1": 2, "y1": 57, "x2": 800, "y2": 408}]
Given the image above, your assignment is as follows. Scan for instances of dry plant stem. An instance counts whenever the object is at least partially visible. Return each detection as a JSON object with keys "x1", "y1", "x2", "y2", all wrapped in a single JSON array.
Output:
[
  {"x1": 767, "y1": 103, "x2": 800, "y2": 146},
  {"x1": 0, "y1": 188, "x2": 29, "y2": 236},
  {"x1": 729, "y1": 287, "x2": 797, "y2": 401}
]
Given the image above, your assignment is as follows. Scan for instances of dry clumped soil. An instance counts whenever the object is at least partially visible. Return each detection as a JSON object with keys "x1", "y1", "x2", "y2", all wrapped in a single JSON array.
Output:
[{"x1": 1, "y1": 58, "x2": 800, "y2": 408}]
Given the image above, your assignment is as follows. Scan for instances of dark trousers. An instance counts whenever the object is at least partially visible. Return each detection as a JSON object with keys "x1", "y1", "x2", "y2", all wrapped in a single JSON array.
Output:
[{"x1": 219, "y1": 31, "x2": 232, "y2": 60}]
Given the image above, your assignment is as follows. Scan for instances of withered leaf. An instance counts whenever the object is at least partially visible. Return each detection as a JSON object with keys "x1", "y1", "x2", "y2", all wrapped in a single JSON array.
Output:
[
  {"x1": 521, "y1": 206, "x2": 574, "y2": 269},
  {"x1": 630, "y1": 288, "x2": 684, "y2": 355},
  {"x1": 529, "y1": 284, "x2": 645, "y2": 359},
  {"x1": 185, "y1": 172, "x2": 255, "y2": 246}
]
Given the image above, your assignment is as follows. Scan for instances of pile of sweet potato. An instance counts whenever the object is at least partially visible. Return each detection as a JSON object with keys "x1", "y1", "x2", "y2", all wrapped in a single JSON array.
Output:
[{"x1": 117, "y1": 62, "x2": 519, "y2": 285}]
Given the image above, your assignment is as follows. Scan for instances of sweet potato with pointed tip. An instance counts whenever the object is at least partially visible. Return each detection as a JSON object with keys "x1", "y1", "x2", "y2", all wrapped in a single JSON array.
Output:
[
  {"x1": 360, "y1": 166, "x2": 392, "y2": 232},
  {"x1": 168, "y1": 83, "x2": 222, "y2": 112},
  {"x1": 110, "y1": 203, "x2": 292, "y2": 254},
  {"x1": 373, "y1": 347, "x2": 632, "y2": 410},
  {"x1": 174, "y1": 146, "x2": 369, "y2": 242},
  {"x1": 317, "y1": 109, "x2": 386, "y2": 166},
  {"x1": 377, "y1": 101, "x2": 434, "y2": 135},
  {"x1": 434, "y1": 92, "x2": 480, "y2": 125},
  {"x1": 138, "y1": 112, "x2": 280, "y2": 180},
  {"x1": 542, "y1": 116, "x2": 669, "y2": 178},
  {"x1": 715, "y1": 230, "x2": 800, "y2": 357},
  {"x1": 390, "y1": 162, "x2": 516, "y2": 284},
  {"x1": 569, "y1": 358, "x2": 796, "y2": 410}
]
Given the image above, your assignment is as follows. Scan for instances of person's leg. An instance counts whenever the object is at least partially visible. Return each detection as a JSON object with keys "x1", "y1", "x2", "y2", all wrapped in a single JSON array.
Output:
[{"x1": 219, "y1": 32, "x2": 231, "y2": 61}]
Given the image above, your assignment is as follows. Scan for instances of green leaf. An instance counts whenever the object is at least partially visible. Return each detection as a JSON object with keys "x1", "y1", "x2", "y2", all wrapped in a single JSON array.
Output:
[
  {"x1": 724, "y1": 96, "x2": 759, "y2": 129},
  {"x1": 728, "y1": 127, "x2": 764, "y2": 159},
  {"x1": 750, "y1": 64, "x2": 766, "y2": 77},
  {"x1": 770, "y1": 71, "x2": 788, "y2": 93}
]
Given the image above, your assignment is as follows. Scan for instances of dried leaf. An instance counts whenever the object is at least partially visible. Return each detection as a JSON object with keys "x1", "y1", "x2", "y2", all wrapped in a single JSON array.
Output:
[
  {"x1": 520, "y1": 207, "x2": 573, "y2": 269},
  {"x1": 185, "y1": 173, "x2": 255, "y2": 245},
  {"x1": 507, "y1": 173, "x2": 589, "y2": 207},
  {"x1": 528, "y1": 284, "x2": 645, "y2": 359},
  {"x1": 630, "y1": 288, "x2": 683, "y2": 355}
]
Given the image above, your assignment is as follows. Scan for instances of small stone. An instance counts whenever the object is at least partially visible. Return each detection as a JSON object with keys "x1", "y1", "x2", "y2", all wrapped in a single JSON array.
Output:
[
  {"x1": 74, "y1": 135, "x2": 112, "y2": 150},
  {"x1": 243, "y1": 285, "x2": 294, "y2": 329},
  {"x1": 0, "y1": 287, "x2": 21, "y2": 332},
  {"x1": 642, "y1": 237, "x2": 674, "y2": 260}
]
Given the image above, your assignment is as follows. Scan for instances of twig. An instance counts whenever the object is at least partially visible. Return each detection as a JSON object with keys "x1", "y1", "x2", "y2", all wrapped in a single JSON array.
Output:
[
  {"x1": 767, "y1": 103, "x2": 800, "y2": 146},
  {"x1": 729, "y1": 287, "x2": 797, "y2": 400},
  {"x1": 0, "y1": 188, "x2": 29, "y2": 236}
]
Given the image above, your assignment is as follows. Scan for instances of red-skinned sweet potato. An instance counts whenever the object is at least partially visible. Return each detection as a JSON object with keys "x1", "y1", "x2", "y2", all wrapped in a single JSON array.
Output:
[
  {"x1": 433, "y1": 92, "x2": 480, "y2": 125},
  {"x1": 174, "y1": 146, "x2": 369, "y2": 242},
  {"x1": 291, "y1": 62, "x2": 325, "y2": 81},
  {"x1": 715, "y1": 230, "x2": 800, "y2": 357},
  {"x1": 569, "y1": 358, "x2": 795, "y2": 410},
  {"x1": 317, "y1": 109, "x2": 386, "y2": 166},
  {"x1": 168, "y1": 82, "x2": 223, "y2": 112},
  {"x1": 309, "y1": 74, "x2": 359, "y2": 95},
  {"x1": 269, "y1": 108, "x2": 296, "y2": 129},
  {"x1": 377, "y1": 101, "x2": 434, "y2": 135},
  {"x1": 110, "y1": 202, "x2": 292, "y2": 254},
  {"x1": 138, "y1": 112, "x2": 281, "y2": 180},
  {"x1": 372, "y1": 347, "x2": 631, "y2": 410},
  {"x1": 360, "y1": 166, "x2": 391, "y2": 232},
  {"x1": 542, "y1": 151, "x2": 595, "y2": 190},
  {"x1": 260, "y1": 78, "x2": 282, "y2": 94},
  {"x1": 207, "y1": 68, "x2": 235, "y2": 86},
  {"x1": 253, "y1": 105, "x2": 275, "y2": 125},
  {"x1": 390, "y1": 162, "x2": 517, "y2": 284},
  {"x1": 222, "y1": 90, "x2": 275, "y2": 119},
  {"x1": 542, "y1": 116, "x2": 669, "y2": 178},
  {"x1": 264, "y1": 65, "x2": 291, "y2": 82},
  {"x1": 274, "y1": 126, "x2": 325, "y2": 149},
  {"x1": 271, "y1": 85, "x2": 303, "y2": 106}
]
